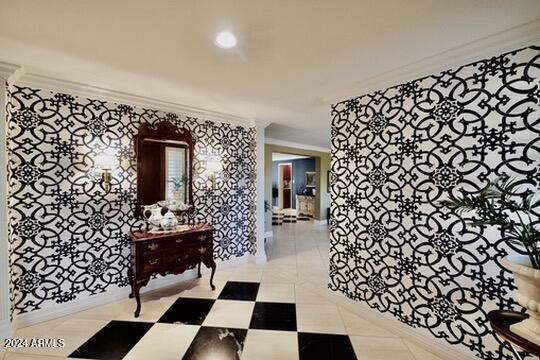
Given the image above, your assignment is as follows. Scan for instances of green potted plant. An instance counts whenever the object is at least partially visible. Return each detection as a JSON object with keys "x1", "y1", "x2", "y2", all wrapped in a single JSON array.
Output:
[
  {"x1": 171, "y1": 175, "x2": 187, "y2": 201},
  {"x1": 441, "y1": 176, "x2": 539, "y2": 344}
]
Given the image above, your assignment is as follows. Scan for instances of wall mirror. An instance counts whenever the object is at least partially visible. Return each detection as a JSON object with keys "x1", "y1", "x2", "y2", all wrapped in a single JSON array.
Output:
[{"x1": 134, "y1": 121, "x2": 194, "y2": 216}]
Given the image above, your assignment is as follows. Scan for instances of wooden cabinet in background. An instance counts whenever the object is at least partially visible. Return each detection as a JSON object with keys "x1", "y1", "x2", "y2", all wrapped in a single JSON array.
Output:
[{"x1": 297, "y1": 195, "x2": 315, "y2": 217}]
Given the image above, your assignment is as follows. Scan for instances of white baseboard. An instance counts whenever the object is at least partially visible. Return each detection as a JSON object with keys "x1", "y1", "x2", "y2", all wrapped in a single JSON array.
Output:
[
  {"x1": 255, "y1": 254, "x2": 267, "y2": 265},
  {"x1": 313, "y1": 219, "x2": 328, "y2": 225},
  {"x1": 0, "y1": 319, "x2": 13, "y2": 340},
  {"x1": 296, "y1": 279, "x2": 477, "y2": 360},
  {"x1": 264, "y1": 231, "x2": 273, "y2": 239},
  {"x1": 14, "y1": 255, "x2": 250, "y2": 329}
]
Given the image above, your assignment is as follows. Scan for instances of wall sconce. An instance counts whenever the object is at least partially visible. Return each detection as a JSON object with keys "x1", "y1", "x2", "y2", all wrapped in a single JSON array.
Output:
[
  {"x1": 206, "y1": 156, "x2": 222, "y2": 190},
  {"x1": 95, "y1": 149, "x2": 118, "y2": 191}
]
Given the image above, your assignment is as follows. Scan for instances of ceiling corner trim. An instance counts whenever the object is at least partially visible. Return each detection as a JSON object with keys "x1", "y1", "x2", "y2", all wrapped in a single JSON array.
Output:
[
  {"x1": 265, "y1": 137, "x2": 330, "y2": 154},
  {"x1": 13, "y1": 71, "x2": 252, "y2": 127},
  {"x1": 0, "y1": 62, "x2": 25, "y2": 82},
  {"x1": 324, "y1": 19, "x2": 540, "y2": 104},
  {"x1": 253, "y1": 119, "x2": 272, "y2": 128}
]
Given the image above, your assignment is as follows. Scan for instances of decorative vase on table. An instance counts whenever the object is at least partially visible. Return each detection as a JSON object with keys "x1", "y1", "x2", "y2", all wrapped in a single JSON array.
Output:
[
  {"x1": 147, "y1": 207, "x2": 163, "y2": 230},
  {"x1": 160, "y1": 211, "x2": 178, "y2": 231},
  {"x1": 502, "y1": 255, "x2": 540, "y2": 345}
]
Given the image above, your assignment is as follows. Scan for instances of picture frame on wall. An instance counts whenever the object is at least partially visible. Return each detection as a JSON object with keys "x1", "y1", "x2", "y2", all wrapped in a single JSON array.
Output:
[{"x1": 305, "y1": 171, "x2": 316, "y2": 188}]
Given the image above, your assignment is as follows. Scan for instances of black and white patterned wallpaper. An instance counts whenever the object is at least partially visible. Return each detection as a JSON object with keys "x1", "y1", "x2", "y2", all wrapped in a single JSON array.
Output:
[
  {"x1": 6, "y1": 85, "x2": 257, "y2": 314},
  {"x1": 330, "y1": 46, "x2": 540, "y2": 359}
]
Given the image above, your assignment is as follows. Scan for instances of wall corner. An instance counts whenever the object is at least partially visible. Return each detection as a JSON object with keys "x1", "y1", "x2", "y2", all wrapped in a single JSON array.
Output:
[{"x1": 254, "y1": 120, "x2": 270, "y2": 263}]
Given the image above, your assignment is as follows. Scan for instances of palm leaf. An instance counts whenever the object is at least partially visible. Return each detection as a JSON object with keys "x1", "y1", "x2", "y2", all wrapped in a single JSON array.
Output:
[{"x1": 440, "y1": 176, "x2": 540, "y2": 269}]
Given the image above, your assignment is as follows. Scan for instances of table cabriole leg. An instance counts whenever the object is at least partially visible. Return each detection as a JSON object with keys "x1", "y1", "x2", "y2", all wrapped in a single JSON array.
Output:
[
  {"x1": 209, "y1": 260, "x2": 216, "y2": 291},
  {"x1": 133, "y1": 282, "x2": 142, "y2": 317},
  {"x1": 128, "y1": 266, "x2": 134, "y2": 299}
]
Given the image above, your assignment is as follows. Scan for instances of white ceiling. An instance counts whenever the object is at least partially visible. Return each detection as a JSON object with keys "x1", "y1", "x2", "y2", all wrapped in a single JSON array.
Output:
[
  {"x1": 1, "y1": 0, "x2": 539, "y2": 148},
  {"x1": 272, "y1": 153, "x2": 311, "y2": 162}
]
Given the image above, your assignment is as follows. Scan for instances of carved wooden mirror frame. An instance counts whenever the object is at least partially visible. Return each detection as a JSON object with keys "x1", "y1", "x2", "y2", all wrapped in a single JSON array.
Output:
[{"x1": 134, "y1": 121, "x2": 194, "y2": 217}]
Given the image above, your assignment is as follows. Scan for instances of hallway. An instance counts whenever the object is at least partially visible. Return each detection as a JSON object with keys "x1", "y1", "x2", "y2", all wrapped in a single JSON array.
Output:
[{"x1": 266, "y1": 221, "x2": 330, "y2": 286}]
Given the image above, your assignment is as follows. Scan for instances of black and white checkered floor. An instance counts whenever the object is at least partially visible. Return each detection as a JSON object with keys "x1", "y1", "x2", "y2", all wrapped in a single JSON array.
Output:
[
  {"x1": 65, "y1": 280, "x2": 357, "y2": 360},
  {"x1": 3, "y1": 223, "x2": 441, "y2": 360},
  {"x1": 2, "y1": 277, "x2": 441, "y2": 360}
]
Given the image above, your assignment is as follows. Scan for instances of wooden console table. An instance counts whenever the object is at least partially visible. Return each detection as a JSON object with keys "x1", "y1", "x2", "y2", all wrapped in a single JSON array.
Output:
[
  {"x1": 128, "y1": 223, "x2": 216, "y2": 317},
  {"x1": 488, "y1": 310, "x2": 540, "y2": 359}
]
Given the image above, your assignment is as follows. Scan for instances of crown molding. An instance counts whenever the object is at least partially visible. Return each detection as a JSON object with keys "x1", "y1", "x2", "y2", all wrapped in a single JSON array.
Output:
[
  {"x1": 0, "y1": 62, "x2": 24, "y2": 83},
  {"x1": 11, "y1": 71, "x2": 254, "y2": 127},
  {"x1": 265, "y1": 137, "x2": 330, "y2": 153},
  {"x1": 324, "y1": 19, "x2": 540, "y2": 104},
  {"x1": 253, "y1": 118, "x2": 272, "y2": 128}
]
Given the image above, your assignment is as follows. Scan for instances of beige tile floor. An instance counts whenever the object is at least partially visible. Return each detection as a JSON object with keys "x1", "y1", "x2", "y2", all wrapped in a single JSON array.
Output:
[
  {"x1": 1, "y1": 221, "x2": 443, "y2": 360},
  {"x1": 256, "y1": 221, "x2": 444, "y2": 360}
]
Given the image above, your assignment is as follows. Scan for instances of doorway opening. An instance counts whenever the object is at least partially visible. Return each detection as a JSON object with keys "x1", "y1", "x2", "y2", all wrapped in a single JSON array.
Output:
[{"x1": 272, "y1": 152, "x2": 316, "y2": 224}]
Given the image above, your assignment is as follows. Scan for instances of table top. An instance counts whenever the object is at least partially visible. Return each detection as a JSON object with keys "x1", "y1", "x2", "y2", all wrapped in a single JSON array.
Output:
[
  {"x1": 130, "y1": 223, "x2": 214, "y2": 242},
  {"x1": 488, "y1": 310, "x2": 540, "y2": 356}
]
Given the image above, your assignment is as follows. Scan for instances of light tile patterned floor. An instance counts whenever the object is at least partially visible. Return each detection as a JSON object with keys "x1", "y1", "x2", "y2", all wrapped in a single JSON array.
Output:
[{"x1": 1, "y1": 221, "x2": 443, "y2": 360}]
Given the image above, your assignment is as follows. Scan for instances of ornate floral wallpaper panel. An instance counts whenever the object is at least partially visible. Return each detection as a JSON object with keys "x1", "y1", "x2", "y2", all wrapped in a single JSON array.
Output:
[
  {"x1": 6, "y1": 86, "x2": 257, "y2": 314},
  {"x1": 330, "y1": 46, "x2": 540, "y2": 359}
]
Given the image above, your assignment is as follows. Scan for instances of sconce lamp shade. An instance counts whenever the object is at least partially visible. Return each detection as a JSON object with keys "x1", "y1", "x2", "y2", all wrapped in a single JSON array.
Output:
[
  {"x1": 206, "y1": 157, "x2": 222, "y2": 173},
  {"x1": 95, "y1": 150, "x2": 118, "y2": 170},
  {"x1": 205, "y1": 155, "x2": 222, "y2": 190}
]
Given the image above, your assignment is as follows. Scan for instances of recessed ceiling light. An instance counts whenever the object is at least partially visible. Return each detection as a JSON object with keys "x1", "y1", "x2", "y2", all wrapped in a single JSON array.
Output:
[{"x1": 215, "y1": 31, "x2": 237, "y2": 49}]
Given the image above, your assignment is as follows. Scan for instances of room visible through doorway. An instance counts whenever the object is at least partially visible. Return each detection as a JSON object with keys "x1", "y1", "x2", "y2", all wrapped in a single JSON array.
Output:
[{"x1": 272, "y1": 152, "x2": 317, "y2": 225}]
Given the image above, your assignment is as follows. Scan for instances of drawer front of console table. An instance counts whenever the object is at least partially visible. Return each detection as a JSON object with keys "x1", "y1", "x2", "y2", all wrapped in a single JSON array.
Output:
[
  {"x1": 133, "y1": 231, "x2": 213, "y2": 277},
  {"x1": 138, "y1": 232, "x2": 212, "y2": 256},
  {"x1": 140, "y1": 254, "x2": 163, "y2": 274},
  {"x1": 164, "y1": 245, "x2": 210, "y2": 265}
]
